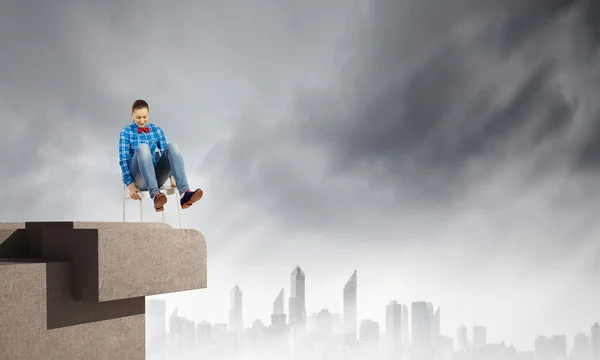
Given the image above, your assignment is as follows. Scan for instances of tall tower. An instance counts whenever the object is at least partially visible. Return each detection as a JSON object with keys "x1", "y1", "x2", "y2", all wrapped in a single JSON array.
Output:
[
  {"x1": 343, "y1": 270, "x2": 358, "y2": 346},
  {"x1": 592, "y1": 323, "x2": 600, "y2": 360},
  {"x1": 274, "y1": 288, "x2": 284, "y2": 315},
  {"x1": 229, "y1": 285, "x2": 243, "y2": 333},
  {"x1": 574, "y1": 333, "x2": 591, "y2": 360},
  {"x1": 401, "y1": 304, "x2": 410, "y2": 345},
  {"x1": 386, "y1": 301, "x2": 403, "y2": 348},
  {"x1": 289, "y1": 266, "x2": 306, "y2": 329},
  {"x1": 271, "y1": 288, "x2": 287, "y2": 330},
  {"x1": 432, "y1": 306, "x2": 440, "y2": 347},
  {"x1": 411, "y1": 302, "x2": 432, "y2": 360},
  {"x1": 457, "y1": 325, "x2": 468, "y2": 352},
  {"x1": 146, "y1": 298, "x2": 167, "y2": 356}
]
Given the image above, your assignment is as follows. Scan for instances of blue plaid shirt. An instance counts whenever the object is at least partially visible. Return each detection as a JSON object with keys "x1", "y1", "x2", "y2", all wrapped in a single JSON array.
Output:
[{"x1": 119, "y1": 123, "x2": 169, "y2": 186}]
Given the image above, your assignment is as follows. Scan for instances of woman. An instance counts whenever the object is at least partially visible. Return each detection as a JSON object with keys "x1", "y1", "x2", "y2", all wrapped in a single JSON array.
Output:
[{"x1": 118, "y1": 99, "x2": 203, "y2": 212}]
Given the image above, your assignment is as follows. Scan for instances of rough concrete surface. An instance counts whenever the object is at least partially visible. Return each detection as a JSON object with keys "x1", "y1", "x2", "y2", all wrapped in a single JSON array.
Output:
[{"x1": 0, "y1": 221, "x2": 207, "y2": 360}]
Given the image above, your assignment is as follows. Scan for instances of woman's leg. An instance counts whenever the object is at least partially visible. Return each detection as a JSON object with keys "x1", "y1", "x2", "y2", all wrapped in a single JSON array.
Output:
[
  {"x1": 130, "y1": 143, "x2": 160, "y2": 197},
  {"x1": 155, "y1": 143, "x2": 190, "y2": 195},
  {"x1": 155, "y1": 143, "x2": 203, "y2": 209}
]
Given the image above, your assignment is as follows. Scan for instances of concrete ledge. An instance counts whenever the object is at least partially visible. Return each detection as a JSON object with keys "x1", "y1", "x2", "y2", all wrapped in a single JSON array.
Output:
[{"x1": 42, "y1": 227, "x2": 207, "y2": 302}]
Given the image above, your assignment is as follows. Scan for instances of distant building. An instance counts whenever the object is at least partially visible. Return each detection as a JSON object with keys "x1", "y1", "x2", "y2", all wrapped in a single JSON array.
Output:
[
  {"x1": 479, "y1": 343, "x2": 508, "y2": 360},
  {"x1": 359, "y1": 319, "x2": 380, "y2": 356},
  {"x1": 401, "y1": 304, "x2": 410, "y2": 345},
  {"x1": 228, "y1": 285, "x2": 243, "y2": 333},
  {"x1": 411, "y1": 302, "x2": 433, "y2": 360},
  {"x1": 196, "y1": 321, "x2": 211, "y2": 349},
  {"x1": 553, "y1": 335, "x2": 567, "y2": 360},
  {"x1": 457, "y1": 325, "x2": 468, "y2": 352},
  {"x1": 316, "y1": 309, "x2": 333, "y2": 339},
  {"x1": 343, "y1": 270, "x2": 358, "y2": 346},
  {"x1": 438, "y1": 335, "x2": 453, "y2": 360},
  {"x1": 180, "y1": 318, "x2": 196, "y2": 353},
  {"x1": 473, "y1": 326, "x2": 487, "y2": 347},
  {"x1": 535, "y1": 336, "x2": 555, "y2": 360},
  {"x1": 592, "y1": 323, "x2": 600, "y2": 360},
  {"x1": 386, "y1": 301, "x2": 402, "y2": 349},
  {"x1": 432, "y1": 306, "x2": 440, "y2": 347},
  {"x1": 146, "y1": 298, "x2": 167, "y2": 356},
  {"x1": 289, "y1": 266, "x2": 306, "y2": 330},
  {"x1": 273, "y1": 288, "x2": 284, "y2": 315},
  {"x1": 360, "y1": 319, "x2": 380, "y2": 342},
  {"x1": 270, "y1": 288, "x2": 287, "y2": 331},
  {"x1": 573, "y1": 333, "x2": 590, "y2": 360}
]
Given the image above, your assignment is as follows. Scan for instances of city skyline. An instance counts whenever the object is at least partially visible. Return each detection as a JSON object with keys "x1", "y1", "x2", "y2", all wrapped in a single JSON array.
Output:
[
  {"x1": 149, "y1": 286, "x2": 600, "y2": 359},
  {"x1": 152, "y1": 265, "x2": 600, "y2": 353}
]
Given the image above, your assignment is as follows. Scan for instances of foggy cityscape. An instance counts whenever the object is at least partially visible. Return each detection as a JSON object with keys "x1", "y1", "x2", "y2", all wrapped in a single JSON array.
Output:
[{"x1": 146, "y1": 267, "x2": 600, "y2": 360}]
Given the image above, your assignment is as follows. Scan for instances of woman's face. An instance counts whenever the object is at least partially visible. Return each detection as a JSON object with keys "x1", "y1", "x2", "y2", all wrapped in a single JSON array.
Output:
[{"x1": 131, "y1": 107, "x2": 149, "y2": 127}]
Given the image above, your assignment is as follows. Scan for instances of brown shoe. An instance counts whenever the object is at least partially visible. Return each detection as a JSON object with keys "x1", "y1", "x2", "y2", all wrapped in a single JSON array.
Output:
[
  {"x1": 153, "y1": 192, "x2": 168, "y2": 212},
  {"x1": 180, "y1": 188, "x2": 203, "y2": 209}
]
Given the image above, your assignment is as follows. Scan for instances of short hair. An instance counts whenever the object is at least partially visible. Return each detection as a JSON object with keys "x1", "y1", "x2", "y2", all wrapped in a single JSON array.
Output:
[{"x1": 131, "y1": 99, "x2": 149, "y2": 112}]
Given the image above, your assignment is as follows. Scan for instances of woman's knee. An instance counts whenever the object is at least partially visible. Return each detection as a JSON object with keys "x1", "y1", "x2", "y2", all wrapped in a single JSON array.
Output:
[{"x1": 167, "y1": 142, "x2": 180, "y2": 153}]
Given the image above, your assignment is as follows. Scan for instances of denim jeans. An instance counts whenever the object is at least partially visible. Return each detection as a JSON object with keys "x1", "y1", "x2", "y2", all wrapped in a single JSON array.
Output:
[{"x1": 130, "y1": 142, "x2": 190, "y2": 197}]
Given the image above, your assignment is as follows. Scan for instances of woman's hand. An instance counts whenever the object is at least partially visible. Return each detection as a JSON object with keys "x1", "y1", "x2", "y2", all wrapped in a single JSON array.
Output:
[{"x1": 128, "y1": 183, "x2": 141, "y2": 200}]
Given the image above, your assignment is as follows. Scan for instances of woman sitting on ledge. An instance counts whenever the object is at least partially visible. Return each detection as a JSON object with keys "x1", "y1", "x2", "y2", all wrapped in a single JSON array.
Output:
[{"x1": 118, "y1": 99, "x2": 203, "y2": 212}]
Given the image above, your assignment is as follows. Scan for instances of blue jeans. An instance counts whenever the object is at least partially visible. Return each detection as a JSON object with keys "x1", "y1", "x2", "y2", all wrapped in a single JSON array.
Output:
[{"x1": 130, "y1": 143, "x2": 190, "y2": 197}]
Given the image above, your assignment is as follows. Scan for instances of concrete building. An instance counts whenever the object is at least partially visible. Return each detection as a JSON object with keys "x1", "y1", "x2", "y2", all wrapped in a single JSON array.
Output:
[{"x1": 0, "y1": 221, "x2": 207, "y2": 360}]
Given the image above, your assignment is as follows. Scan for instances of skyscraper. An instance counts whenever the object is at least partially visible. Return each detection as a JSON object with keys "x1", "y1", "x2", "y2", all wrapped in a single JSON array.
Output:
[
  {"x1": 271, "y1": 288, "x2": 287, "y2": 330},
  {"x1": 146, "y1": 298, "x2": 167, "y2": 358},
  {"x1": 411, "y1": 302, "x2": 433, "y2": 360},
  {"x1": 473, "y1": 326, "x2": 487, "y2": 347},
  {"x1": 289, "y1": 266, "x2": 306, "y2": 329},
  {"x1": 592, "y1": 323, "x2": 600, "y2": 360},
  {"x1": 343, "y1": 270, "x2": 358, "y2": 346},
  {"x1": 401, "y1": 304, "x2": 410, "y2": 346},
  {"x1": 273, "y1": 288, "x2": 284, "y2": 315},
  {"x1": 553, "y1": 335, "x2": 567, "y2": 360},
  {"x1": 360, "y1": 319, "x2": 380, "y2": 341},
  {"x1": 457, "y1": 325, "x2": 468, "y2": 352},
  {"x1": 535, "y1": 336, "x2": 554, "y2": 360},
  {"x1": 432, "y1": 307, "x2": 440, "y2": 347},
  {"x1": 316, "y1": 309, "x2": 333, "y2": 338},
  {"x1": 229, "y1": 285, "x2": 243, "y2": 333},
  {"x1": 386, "y1": 301, "x2": 402, "y2": 348},
  {"x1": 574, "y1": 333, "x2": 590, "y2": 360}
]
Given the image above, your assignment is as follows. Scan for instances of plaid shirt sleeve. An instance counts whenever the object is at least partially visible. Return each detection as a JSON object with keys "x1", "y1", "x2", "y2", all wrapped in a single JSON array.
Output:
[
  {"x1": 119, "y1": 127, "x2": 134, "y2": 186},
  {"x1": 156, "y1": 126, "x2": 167, "y2": 155},
  {"x1": 155, "y1": 126, "x2": 173, "y2": 177}
]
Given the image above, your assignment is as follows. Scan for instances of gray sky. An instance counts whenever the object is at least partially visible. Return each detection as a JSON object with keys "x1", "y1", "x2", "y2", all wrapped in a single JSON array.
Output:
[{"x1": 2, "y1": 0, "x2": 600, "y2": 351}]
